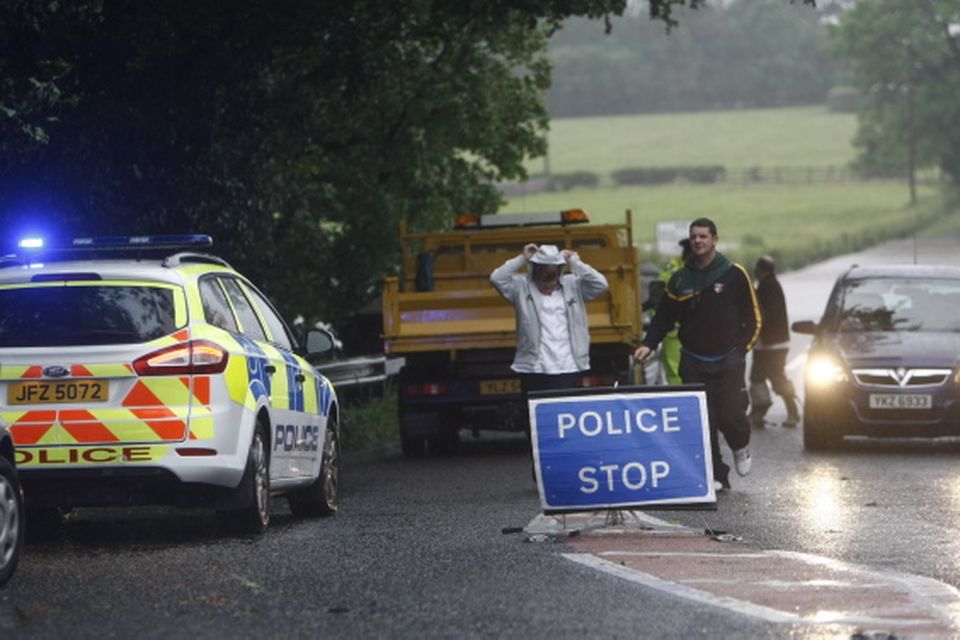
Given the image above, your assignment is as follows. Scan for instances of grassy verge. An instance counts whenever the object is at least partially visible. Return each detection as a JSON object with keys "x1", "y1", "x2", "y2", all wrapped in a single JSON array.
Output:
[{"x1": 341, "y1": 390, "x2": 399, "y2": 453}]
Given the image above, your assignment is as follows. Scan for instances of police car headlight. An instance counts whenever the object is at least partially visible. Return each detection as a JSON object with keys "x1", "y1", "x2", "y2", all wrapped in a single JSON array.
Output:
[{"x1": 806, "y1": 355, "x2": 848, "y2": 386}]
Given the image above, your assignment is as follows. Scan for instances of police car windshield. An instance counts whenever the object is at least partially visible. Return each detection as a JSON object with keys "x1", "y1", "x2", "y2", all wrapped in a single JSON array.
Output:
[{"x1": 0, "y1": 285, "x2": 178, "y2": 346}]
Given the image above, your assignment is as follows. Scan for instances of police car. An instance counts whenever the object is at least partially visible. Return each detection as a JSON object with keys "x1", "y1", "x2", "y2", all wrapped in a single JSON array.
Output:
[
  {"x1": 0, "y1": 418, "x2": 22, "y2": 586},
  {"x1": 0, "y1": 235, "x2": 340, "y2": 534}
]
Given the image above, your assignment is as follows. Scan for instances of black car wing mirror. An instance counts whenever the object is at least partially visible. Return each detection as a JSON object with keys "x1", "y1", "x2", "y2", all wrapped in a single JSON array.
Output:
[
  {"x1": 305, "y1": 328, "x2": 337, "y2": 356},
  {"x1": 791, "y1": 320, "x2": 819, "y2": 335}
]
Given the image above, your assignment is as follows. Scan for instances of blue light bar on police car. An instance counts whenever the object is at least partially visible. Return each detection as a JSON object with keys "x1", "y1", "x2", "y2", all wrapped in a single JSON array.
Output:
[
  {"x1": 18, "y1": 237, "x2": 44, "y2": 249},
  {"x1": 69, "y1": 234, "x2": 213, "y2": 249}
]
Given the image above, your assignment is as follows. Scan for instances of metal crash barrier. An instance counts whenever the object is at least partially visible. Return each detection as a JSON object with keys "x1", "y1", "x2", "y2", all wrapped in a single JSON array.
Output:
[{"x1": 315, "y1": 356, "x2": 404, "y2": 405}]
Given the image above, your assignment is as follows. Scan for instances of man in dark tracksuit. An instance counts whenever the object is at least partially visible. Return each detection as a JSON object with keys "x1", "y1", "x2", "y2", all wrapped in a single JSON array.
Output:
[
  {"x1": 750, "y1": 256, "x2": 800, "y2": 428},
  {"x1": 634, "y1": 218, "x2": 761, "y2": 490}
]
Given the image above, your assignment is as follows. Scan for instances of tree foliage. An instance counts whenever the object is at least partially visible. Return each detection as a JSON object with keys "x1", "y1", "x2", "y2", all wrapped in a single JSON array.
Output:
[
  {"x1": 548, "y1": 0, "x2": 833, "y2": 117},
  {"x1": 0, "y1": 0, "x2": 814, "y2": 345},
  {"x1": 831, "y1": 0, "x2": 960, "y2": 183}
]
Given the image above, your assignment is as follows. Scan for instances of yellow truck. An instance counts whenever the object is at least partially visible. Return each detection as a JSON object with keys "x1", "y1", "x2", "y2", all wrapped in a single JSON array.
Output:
[{"x1": 382, "y1": 209, "x2": 643, "y2": 456}]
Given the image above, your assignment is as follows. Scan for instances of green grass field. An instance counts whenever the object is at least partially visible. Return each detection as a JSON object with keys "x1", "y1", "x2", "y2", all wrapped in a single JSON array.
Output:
[
  {"x1": 509, "y1": 106, "x2": 953, "y2": 268},
  {"x1": 526, "y1": 106, "x2": 859, "y2": 176},
  {"x1": 507, "y1": 182, "x2": 941, "y2": 268}
]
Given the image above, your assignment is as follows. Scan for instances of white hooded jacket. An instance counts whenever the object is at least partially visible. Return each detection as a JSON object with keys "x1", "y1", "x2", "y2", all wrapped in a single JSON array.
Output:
[{"x1": 490, "y1": 253, "x2": 608, "y2": 372}]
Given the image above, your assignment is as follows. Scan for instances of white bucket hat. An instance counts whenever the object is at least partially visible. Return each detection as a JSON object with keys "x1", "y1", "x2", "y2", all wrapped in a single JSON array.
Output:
[{"x1": 529, "y1": 244, "x2": 566, "y2": 266}]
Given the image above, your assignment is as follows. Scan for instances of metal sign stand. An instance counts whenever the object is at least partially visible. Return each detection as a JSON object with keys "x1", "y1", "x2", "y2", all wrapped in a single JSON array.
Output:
[
  {"x1": 523, "y1": 507, "x2": 703, "y2": 543},
  {"x1": 530, "y1": 509, "x2": 655, "y2": 538}
]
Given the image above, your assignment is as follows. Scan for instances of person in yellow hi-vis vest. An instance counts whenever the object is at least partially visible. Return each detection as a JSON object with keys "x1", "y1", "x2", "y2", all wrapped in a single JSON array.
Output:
[{"x1": 650, "y1": 239, "x2": 691, "y2": 384}]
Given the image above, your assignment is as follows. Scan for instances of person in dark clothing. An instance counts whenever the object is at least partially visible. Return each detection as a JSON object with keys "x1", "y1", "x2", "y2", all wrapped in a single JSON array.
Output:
[
  {"x1": 633, "y1": 218, "x2": 761, "y2": 491},
  {"x1": 749, "y1": 256, "x2": 800, "y2": 428}
]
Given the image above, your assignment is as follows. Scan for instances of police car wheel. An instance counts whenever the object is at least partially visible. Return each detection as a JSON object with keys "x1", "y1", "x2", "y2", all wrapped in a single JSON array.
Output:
[
  {"x1": 289, "y1": 417, "x2": 340, "y2": 518},
  {"x1": 0, "y1": 457, "x2": 24, "y2": 586},
  {"x1": 219, "y1": 426, "x2": 271, "y2": 534}
]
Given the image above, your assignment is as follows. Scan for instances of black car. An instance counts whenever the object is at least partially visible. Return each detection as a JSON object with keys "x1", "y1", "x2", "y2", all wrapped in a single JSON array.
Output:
[{"x1": 793, "y1": 265, "x2": 960, "y2": 450}]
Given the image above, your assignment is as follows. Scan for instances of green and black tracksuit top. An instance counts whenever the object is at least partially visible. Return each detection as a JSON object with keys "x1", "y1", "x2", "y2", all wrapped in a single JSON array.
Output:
[{"x1": 642, "y1": 252, "x2": 762, "y2": 360}]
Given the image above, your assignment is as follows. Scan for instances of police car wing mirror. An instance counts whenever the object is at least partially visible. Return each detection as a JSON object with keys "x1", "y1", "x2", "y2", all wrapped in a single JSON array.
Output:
[
  {"x1": 791, "y1": 320, "x2": 819, "y2": 336},
  {"x1": 306, "y1": 328, "x2": 336, "y2": 356}
]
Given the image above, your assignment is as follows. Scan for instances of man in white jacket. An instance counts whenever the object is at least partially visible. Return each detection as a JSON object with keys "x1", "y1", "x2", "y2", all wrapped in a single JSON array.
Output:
[{"x1": 490, "y1": 243, "x2": 609, "y2": 420}]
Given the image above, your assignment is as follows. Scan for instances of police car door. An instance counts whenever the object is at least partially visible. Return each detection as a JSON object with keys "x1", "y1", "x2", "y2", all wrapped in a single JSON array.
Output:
[
  {"x1": 240, "y1": 282, "x2": 320, "y2": 481},
  {"x1": 217, "y1": 277, "x2": 297, "y2": 481}
]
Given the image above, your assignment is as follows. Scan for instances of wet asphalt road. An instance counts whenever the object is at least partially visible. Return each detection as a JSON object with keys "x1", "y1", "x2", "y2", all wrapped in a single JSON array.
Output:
[
  {"x1": 0, "y1": 438, "x2": 791, "y2": 639},
  {"x1": 3, "y1": 231, "x2": 960, "y2": 638}
]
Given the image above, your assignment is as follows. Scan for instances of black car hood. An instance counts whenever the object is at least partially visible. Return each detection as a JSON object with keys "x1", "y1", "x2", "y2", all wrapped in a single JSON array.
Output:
[{"x1": 822, "y1": 331, "x2": 960, "y2": 368}]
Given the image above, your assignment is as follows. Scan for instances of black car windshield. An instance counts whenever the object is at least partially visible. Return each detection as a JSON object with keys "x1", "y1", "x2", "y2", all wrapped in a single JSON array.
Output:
[
  {"x1": 838, "y1": 277, "x2": 960, "y2": 332},
  {"x1": 0, "y1": 284, "x2": 179, "y2": 346}
]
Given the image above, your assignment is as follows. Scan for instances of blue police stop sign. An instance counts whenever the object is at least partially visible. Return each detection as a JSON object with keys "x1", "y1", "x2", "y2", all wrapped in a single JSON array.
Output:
[{"x1": 529, "y1": 387, "x2": 715, "y2": 512}]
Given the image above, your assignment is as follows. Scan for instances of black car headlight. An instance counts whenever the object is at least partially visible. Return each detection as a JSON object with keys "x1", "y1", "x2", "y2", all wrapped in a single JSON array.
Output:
[{"x1": 806, "y1": 355, "x2": 849, "y2": 386}]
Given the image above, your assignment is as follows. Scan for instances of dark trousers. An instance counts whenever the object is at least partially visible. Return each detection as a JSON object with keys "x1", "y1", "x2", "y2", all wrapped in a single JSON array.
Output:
[
  {"x1": 679, "y1": 351, "x2": 750, "y2": 485},
  {"x1": 519, "y1": 372, "x2": 580, "y2": 438},
  {"x1": 750, "y1": 348, "x2": 796, "y2": 393},
  {"x1": 750, "y1": 348, "x2": 798, "y2": 419}
]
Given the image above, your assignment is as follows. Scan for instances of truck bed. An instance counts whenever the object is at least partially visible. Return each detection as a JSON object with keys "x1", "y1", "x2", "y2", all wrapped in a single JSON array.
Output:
[{"x1": 382, "y1": 278, "x2": 639, "y2": 353}]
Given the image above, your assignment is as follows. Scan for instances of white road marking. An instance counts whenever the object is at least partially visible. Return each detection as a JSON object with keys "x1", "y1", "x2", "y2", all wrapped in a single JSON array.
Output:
[
  {"x1": 598, "y1": 550, "x2": 769, "y2": 559},
  {"x1": 771, "y1": 550, "x2": 960, "y2": 630},
  {"x1": 562, "y1": 552, "x2": 948, "y2": 629}
]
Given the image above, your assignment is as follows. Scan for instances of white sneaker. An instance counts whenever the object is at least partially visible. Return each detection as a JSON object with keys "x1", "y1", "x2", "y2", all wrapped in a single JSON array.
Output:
[
  {"x1": 733, "y1": 447, "x2": 752, "y2": 477},
  {"x1": 712, "y1": 480, "x2": 728, "y2": 493}
]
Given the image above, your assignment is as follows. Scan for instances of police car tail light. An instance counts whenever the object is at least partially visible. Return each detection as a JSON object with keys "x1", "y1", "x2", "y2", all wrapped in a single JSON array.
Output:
[{"x1": 133, "y1": 340, "x2": 229, "y2": 376}]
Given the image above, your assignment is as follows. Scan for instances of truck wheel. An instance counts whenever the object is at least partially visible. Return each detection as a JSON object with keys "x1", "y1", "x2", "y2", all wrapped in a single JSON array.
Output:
[
  {"x1": 219, "y1": 425, "x2": 271, "y2": 534},
  {"x1": 428, "y1": 428, "x2": 459, "y2": 455},
  {"x1": 289, "y1": 418, "x2": 340, "y2": 518},
  {"x1": 0, "y1": 457, "x2": 24, "y2": 587},
  {"x1": 399, "y1": 401, "x2": 426, "y2": 457},
  {"x1": 401, "y1": 435, "x2": 426, "y2": 458}
]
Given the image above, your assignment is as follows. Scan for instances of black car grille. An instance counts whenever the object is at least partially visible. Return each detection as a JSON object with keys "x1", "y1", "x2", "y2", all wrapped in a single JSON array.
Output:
[
  {"x1": 852, "y1": 368, "x2": 952, "y2": 388},
  {"x1": 858, "y1": 407, "x2": 945, "y2": 422}
]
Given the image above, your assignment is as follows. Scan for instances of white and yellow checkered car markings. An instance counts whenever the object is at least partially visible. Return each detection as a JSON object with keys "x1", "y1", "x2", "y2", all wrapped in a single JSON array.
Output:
[
  {"x1": 0, "y1": 363, "x2": 136, "y2": 381},
  {"x1": 190, "y1": 311, "x2": 323, "y2": 419},
  {"x1": 2, "y1": 310, "x2": 224, "y2": 467},
  {"x1": 315, "y1": 373, "x2": 334, "y2": 417}
]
